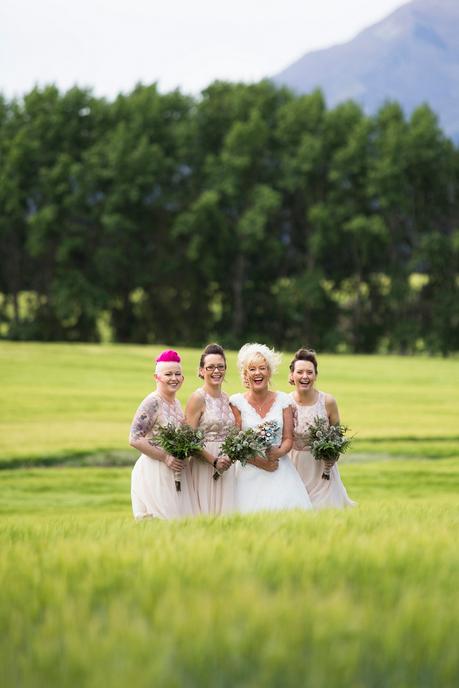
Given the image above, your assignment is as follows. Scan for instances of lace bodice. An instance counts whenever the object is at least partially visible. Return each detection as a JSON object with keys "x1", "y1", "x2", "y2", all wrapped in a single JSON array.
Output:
[
  {"x1": 230, "y1": 391, "x2": 292, "y2": 446},
  {"x1": 196, "y1": 389, "x2": 236, "y2": 443},
  {"x1": 129, "y1": 392, "x2": 184, "y2": 443},
  {"x1": 290, "y1": 391, "x2": 329, "y2": 450}
]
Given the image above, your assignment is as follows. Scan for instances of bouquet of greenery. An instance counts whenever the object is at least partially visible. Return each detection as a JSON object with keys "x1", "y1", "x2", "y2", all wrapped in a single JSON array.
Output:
[
  {"x1": 213, "y1": 420, "x2": 280, "y2": 480},
  {"x1": 306, "y1": 416, "x2": 352, "y2": 480},
  {"x1": 156, "y1": 423, "x2": 204, "y2": 492}
]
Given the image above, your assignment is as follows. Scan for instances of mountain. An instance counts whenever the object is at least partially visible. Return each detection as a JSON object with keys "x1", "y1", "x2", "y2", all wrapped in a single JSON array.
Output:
[{"x1": 273, "y1": 0, "x2": 459, "y2": 140}]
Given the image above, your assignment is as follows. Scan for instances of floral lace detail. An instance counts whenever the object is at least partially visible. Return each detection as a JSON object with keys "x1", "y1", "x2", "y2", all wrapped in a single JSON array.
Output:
[
  {"x1": 230, "y1": 392, "x2": 291, "y2": 446},
  {"x1": 290, "y1": 391, "x2": 328, "y2": 450},
  {"x1": 129, "y1": 392, "x2": 184, "y2": 444},
  {"x1": 197, "y1": 389, "x2": 235, "y2": 443}
]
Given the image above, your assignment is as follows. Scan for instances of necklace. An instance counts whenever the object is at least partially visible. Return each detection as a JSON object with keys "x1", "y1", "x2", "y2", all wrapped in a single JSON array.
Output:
[
  {"x1": 247, "y1": 392, "x2": 273, "y2": 415},
  {"x1": 294, "y1": 390, "x2": 318, "y2": 406}
]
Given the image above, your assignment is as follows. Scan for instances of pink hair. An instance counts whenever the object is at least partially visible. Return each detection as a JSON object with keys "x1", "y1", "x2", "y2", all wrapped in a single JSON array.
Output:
[{"x1": 155, "y1": 349, "x2": 181, "y2": 363}]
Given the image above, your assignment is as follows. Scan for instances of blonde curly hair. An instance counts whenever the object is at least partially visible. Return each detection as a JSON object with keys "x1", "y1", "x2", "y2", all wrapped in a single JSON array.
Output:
[{"x1": 237, "y1": 343, "x2": 282, "y2": 383}]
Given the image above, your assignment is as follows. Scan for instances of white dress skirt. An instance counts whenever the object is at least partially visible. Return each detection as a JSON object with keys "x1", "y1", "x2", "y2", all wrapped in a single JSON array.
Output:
[{"x1": 230, "y1": 392, "x2": 312, "y2": 513}]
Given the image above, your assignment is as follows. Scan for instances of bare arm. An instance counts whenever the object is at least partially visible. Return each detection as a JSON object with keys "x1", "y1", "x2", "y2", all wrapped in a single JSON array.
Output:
[
  {"x1": 129, "y1": 395, "x2": 184, "y2": 471},
  {"x1": 185, "y1": 392, "x2": 213, "y2": 465},
  {"x1": 325, "y1": 394, "x2": 340, "y2": 426},
  {"x1": 185, "y1": 391, "x2": 205, "y2": 430},
  {"x1": 230, "y1": 404, "x2": 242, "y2": 429}
]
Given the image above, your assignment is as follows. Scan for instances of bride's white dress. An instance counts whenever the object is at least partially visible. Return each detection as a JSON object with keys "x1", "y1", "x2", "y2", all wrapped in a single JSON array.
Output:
[{"x1": 230, "y1": 392, "x2": 313, "y2": 513}]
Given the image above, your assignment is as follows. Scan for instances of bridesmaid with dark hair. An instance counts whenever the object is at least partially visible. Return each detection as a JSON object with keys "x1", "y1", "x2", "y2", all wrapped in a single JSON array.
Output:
[
  {"x1": 185, "y1": 343, "x2": 237, "y2": 515},
  {"x1": 289, "y1": 348, "x2": 356, "y2": 509}
]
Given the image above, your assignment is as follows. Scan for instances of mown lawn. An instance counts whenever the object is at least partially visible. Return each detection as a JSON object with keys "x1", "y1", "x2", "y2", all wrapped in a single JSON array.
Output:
[
  {"x1": 1, "y1": 342, "x2": 458, "y2": 463},
  {"x1": 0, "y1": 459, "x2": 458, "y2": 687}
]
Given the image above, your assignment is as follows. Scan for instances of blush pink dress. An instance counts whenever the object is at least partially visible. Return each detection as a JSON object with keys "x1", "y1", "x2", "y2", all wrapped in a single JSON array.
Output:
[
  {"x1": 289, "y1": 391, "x2": 356, "y2": 509},
  {"x1": 130, "y1": 392, "x2": 199, "y2": 520},
  {"x1": 191, "y1": 389, "x2": 236, "y2": 515}
]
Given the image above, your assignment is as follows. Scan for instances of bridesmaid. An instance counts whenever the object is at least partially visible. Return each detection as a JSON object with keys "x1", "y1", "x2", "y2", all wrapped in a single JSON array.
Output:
[
  {"x1": 185, "y1": 343, "x2": 236, "y2": 515},
  {"x1": 129, "y1": 349, "x2": 198, "y2": 519},
  {"x1": 289, "y1": 348, "x2": 356, "y2": 509}
]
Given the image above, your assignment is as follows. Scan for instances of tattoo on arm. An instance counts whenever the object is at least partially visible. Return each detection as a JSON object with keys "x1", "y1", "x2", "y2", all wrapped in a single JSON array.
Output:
[{"x1": 130, "y1": 396, "x2": 159, "y2": 441}]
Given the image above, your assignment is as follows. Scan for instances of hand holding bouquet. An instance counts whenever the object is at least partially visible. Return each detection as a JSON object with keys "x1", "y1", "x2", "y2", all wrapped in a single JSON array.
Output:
[
  {"x1": 156, "y1": 423, "x2": 204, "y2": 492},
  {"x1": 306, "y1": 416, "x2": 352, "y2": 480},
  {"x1": 214, "y1": 420, "x2": 280, "y2": 479}
]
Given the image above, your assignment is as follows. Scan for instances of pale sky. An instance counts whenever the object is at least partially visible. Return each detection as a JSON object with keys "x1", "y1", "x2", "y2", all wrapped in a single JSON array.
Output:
[{"x1": 1, "y1": 0, "x2": 408, "y2": 98}]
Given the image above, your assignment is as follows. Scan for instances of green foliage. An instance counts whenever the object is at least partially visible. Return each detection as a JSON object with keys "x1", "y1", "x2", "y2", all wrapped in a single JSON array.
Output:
[
  {"x1": 306, "y1": 416, "x2": 352, "y2": 462},
  {"x1": 0, "y1": 83, "x2": 458, "y2": 351},
  {"x1": 219, "y1": 420, "x2": 279, "y2": 466},
  {"x1": 155, "y1": 423, "x2": 204, "y2": 460}
]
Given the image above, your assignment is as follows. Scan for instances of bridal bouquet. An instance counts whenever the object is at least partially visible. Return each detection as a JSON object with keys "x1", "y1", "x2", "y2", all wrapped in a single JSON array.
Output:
[
  {"x1": 306, "y1": 416, "x2": 352, "y2": 480},
  {"x1": 156, "y1": 423, "x2": 204, "y2": 492},
  {"x1": 213, "y1": 420, "x2": 280, "y2": 480}
]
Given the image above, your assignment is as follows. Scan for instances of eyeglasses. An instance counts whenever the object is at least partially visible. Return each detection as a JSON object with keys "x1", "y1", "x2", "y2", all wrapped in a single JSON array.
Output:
[{"x1": 204, "y1": 364, "x2": 226, "y2": 372}]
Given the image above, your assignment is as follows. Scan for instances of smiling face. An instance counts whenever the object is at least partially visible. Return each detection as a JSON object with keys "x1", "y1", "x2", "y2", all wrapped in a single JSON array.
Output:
[
  {"x1": 155, "y1": 363, "x2": 184, "y2": 396},
  {"x1": 291, "y1": 359, "x2": 317, "y2": 392},
  {"x1": 244, "y1": 355, "x2": 271, "y2": 392},
  {"x1": 200, "y1": 353, "x2": 226, "y2": 389}
]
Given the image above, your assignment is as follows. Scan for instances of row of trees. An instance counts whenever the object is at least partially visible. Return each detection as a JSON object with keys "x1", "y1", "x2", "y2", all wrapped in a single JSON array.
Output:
[{"x1": 1, "y1": 81, "x2": 458, "y2": 353}]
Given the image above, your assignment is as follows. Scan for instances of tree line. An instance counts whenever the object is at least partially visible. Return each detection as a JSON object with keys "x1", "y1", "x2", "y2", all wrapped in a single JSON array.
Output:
[{"x1": 0, "y1": 80, "x2": 458, "y2": 353}]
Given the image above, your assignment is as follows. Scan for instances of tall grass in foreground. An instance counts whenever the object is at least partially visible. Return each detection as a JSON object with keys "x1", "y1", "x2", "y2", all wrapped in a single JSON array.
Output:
[{"x1": 1, "y1": 460, "x2": 458, "y2": 687}]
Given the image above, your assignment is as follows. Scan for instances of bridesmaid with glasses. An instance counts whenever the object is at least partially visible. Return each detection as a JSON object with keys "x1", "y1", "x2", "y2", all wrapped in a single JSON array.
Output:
[{"x1": 185, "y1": 343, "x2": 237, "y2": 515}]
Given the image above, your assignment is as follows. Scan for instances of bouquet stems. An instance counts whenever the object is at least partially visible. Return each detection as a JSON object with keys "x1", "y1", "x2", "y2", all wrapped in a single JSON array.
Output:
[
  {"x1": 321, "y1": 459, "x2": 336, "y2": 480},
  {"x1": 174, "y1": 469, "x2": 182, "y2": 492}
]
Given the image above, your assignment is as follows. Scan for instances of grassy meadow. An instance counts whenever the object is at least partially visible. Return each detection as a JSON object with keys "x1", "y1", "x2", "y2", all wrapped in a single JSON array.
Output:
[
  {"x1": 1, "y1": 341, "x2": 458, "y2": 464},
  {"x1": 1, "y1": 342, "x2": 458, "y2": 686}
]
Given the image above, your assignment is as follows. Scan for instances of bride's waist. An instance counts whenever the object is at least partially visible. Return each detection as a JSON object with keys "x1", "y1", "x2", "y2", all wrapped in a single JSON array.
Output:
[{"x1": 239, "y1": 455, "x2": 290, "y2": 470}]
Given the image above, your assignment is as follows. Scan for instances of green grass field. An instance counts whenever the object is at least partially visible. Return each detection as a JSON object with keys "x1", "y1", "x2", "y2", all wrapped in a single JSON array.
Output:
[
  {"x1": 1, "y1": 342, "x2": 458, "y2": 686},
  {"x1": 1, "y1": 461, "x2": 458, "y2": 687},
  {"x1": 1, "y1": 342, "x2": 458, "y2": 464}
]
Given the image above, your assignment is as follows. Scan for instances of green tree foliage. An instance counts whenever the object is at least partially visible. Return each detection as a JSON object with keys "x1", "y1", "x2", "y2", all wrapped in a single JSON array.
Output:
[{"x1": 0, "y1": 82, "x2": 458, "y2": 353}]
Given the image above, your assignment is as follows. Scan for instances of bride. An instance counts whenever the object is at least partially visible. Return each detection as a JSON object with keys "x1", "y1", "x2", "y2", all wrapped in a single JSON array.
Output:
[{"x1": 230, "y1": 343, "x2": 312, "y2": 513}]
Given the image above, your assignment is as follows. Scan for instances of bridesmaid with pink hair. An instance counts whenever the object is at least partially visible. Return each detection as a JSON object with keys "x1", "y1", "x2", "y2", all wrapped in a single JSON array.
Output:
[
  {"x1": 185, "y1": 343, "x2": 237, "y2": 514},
  {"x1": 129, "y1": 349, "x2": 199, "y2": 519}
]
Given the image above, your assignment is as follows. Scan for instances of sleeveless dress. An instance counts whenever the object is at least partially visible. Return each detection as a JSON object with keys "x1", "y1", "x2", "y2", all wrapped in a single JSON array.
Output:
[
  {"x1": 130, "y1": 392, "x2": 199, "y2": 519},
  {"x1": 290, "y1": 391, "x2": 356, "y2": 509},
  {"x1": 191, "y1": 389, "x2": 236, "y2": 515},
  {"x1": 230, "y1": 392, "x2": 312, "y2": 513}
]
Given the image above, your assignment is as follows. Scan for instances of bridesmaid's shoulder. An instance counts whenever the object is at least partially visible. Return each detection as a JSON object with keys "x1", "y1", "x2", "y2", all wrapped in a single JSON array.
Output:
[
  {"x1": 132, "y1": 391, "x2": 161, "y2": 420},
  {"x1": 321, "y1": 390, "x2": 338, "y2": 409},
  {"x1": 185, "y1": 388, "x2": 206, "y2": 410},
  {"x1": 137, "y1": 391, "x2": 159, "y2": 408}
]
